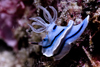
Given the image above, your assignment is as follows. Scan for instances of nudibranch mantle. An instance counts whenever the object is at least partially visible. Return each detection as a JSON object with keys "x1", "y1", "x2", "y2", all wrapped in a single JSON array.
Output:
[{"x1": 28, "y1": 6, "x2": 89, "y2": 60}]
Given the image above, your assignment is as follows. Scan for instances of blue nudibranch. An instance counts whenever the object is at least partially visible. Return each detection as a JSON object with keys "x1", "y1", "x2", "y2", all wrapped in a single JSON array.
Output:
[{"x1": 28, "y1": 6, "x2": 89, "y2": 60}]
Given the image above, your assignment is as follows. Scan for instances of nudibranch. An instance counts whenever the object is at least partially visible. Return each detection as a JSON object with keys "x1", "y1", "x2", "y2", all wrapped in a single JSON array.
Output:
[{"x1": 28, "y1": 6, "x2": 89, "y2": 60}]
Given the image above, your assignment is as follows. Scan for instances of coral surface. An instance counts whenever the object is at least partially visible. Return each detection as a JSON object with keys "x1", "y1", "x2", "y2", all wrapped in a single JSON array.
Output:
[{"x1": 0, "y1": 0, "x2": 100, "y2": 67}]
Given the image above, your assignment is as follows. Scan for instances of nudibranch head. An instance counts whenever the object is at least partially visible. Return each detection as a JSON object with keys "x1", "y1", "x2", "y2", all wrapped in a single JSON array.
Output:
[{"x1": 28, "y1": 5, "x2": 89, "y2": 60}]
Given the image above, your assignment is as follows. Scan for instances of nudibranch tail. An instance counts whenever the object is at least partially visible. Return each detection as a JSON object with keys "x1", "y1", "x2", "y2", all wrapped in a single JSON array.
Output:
[
  {"x1": 29, "y1": 17, "x2": 48, "y2": 26},
  {"x1": 65, "y1": 15, "x2": 90, "y2": 44},
  {"x1": 49, "y1": 6, "x2": 57, "y2": 22},
  {"x1": 37, "y1": 5, "x2": 57, "y2": 23},
  {"x1": 30, "y1": 17, "x2": 46, "y2": 24},
  {"x1": 28, "y1": 6, "x2": 58, "y2": 33},
  {"x1": 28, "y1": 17, "x2": 49, "y2": 33},
  {"x1": 37, "y1": 6, "x2": 52, "y2": 23},
  {"x1": 43, "y1": 6, "x2": 57, "y2": 23},
  {"x1": 27, "y1": 23, "x2": 45, "y2": 33},
  {"x1": 53, "y1": 15, "x2": 90, "y2": 60}
]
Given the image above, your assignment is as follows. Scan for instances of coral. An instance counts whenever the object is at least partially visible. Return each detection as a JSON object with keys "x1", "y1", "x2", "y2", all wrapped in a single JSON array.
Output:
[
  {"x1": 0, "y1": 51, "x2": 15, "y2": 67},
  {"x1": 0, "y1": 0, "x2": 25, "y2": 48},
  {"x1": 0, "y1": 0, "x2": 100, "y2": 67},
  {"x1": 91, "y1": 8, "x2": 100, "y2": 23},
  {"x1": 57, "y1": 0, "x2": 82, "y2": 25}
]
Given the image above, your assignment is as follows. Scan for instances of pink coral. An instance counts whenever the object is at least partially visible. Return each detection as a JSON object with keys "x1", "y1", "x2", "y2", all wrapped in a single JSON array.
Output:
[{"x1": 0, "y1": 0, "x2": 25, "y2": 49}]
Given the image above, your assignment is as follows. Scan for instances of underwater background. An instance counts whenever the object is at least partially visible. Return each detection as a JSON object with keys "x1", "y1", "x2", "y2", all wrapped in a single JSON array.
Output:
[{"x1": 0, "y1": 0, "x2": 100, "y2": 67}]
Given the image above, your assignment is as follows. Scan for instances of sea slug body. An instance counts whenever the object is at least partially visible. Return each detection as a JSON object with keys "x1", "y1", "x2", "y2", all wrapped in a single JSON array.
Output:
[{"x1": 28, "y1": 6, "x2": 89, "y2": 60}]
